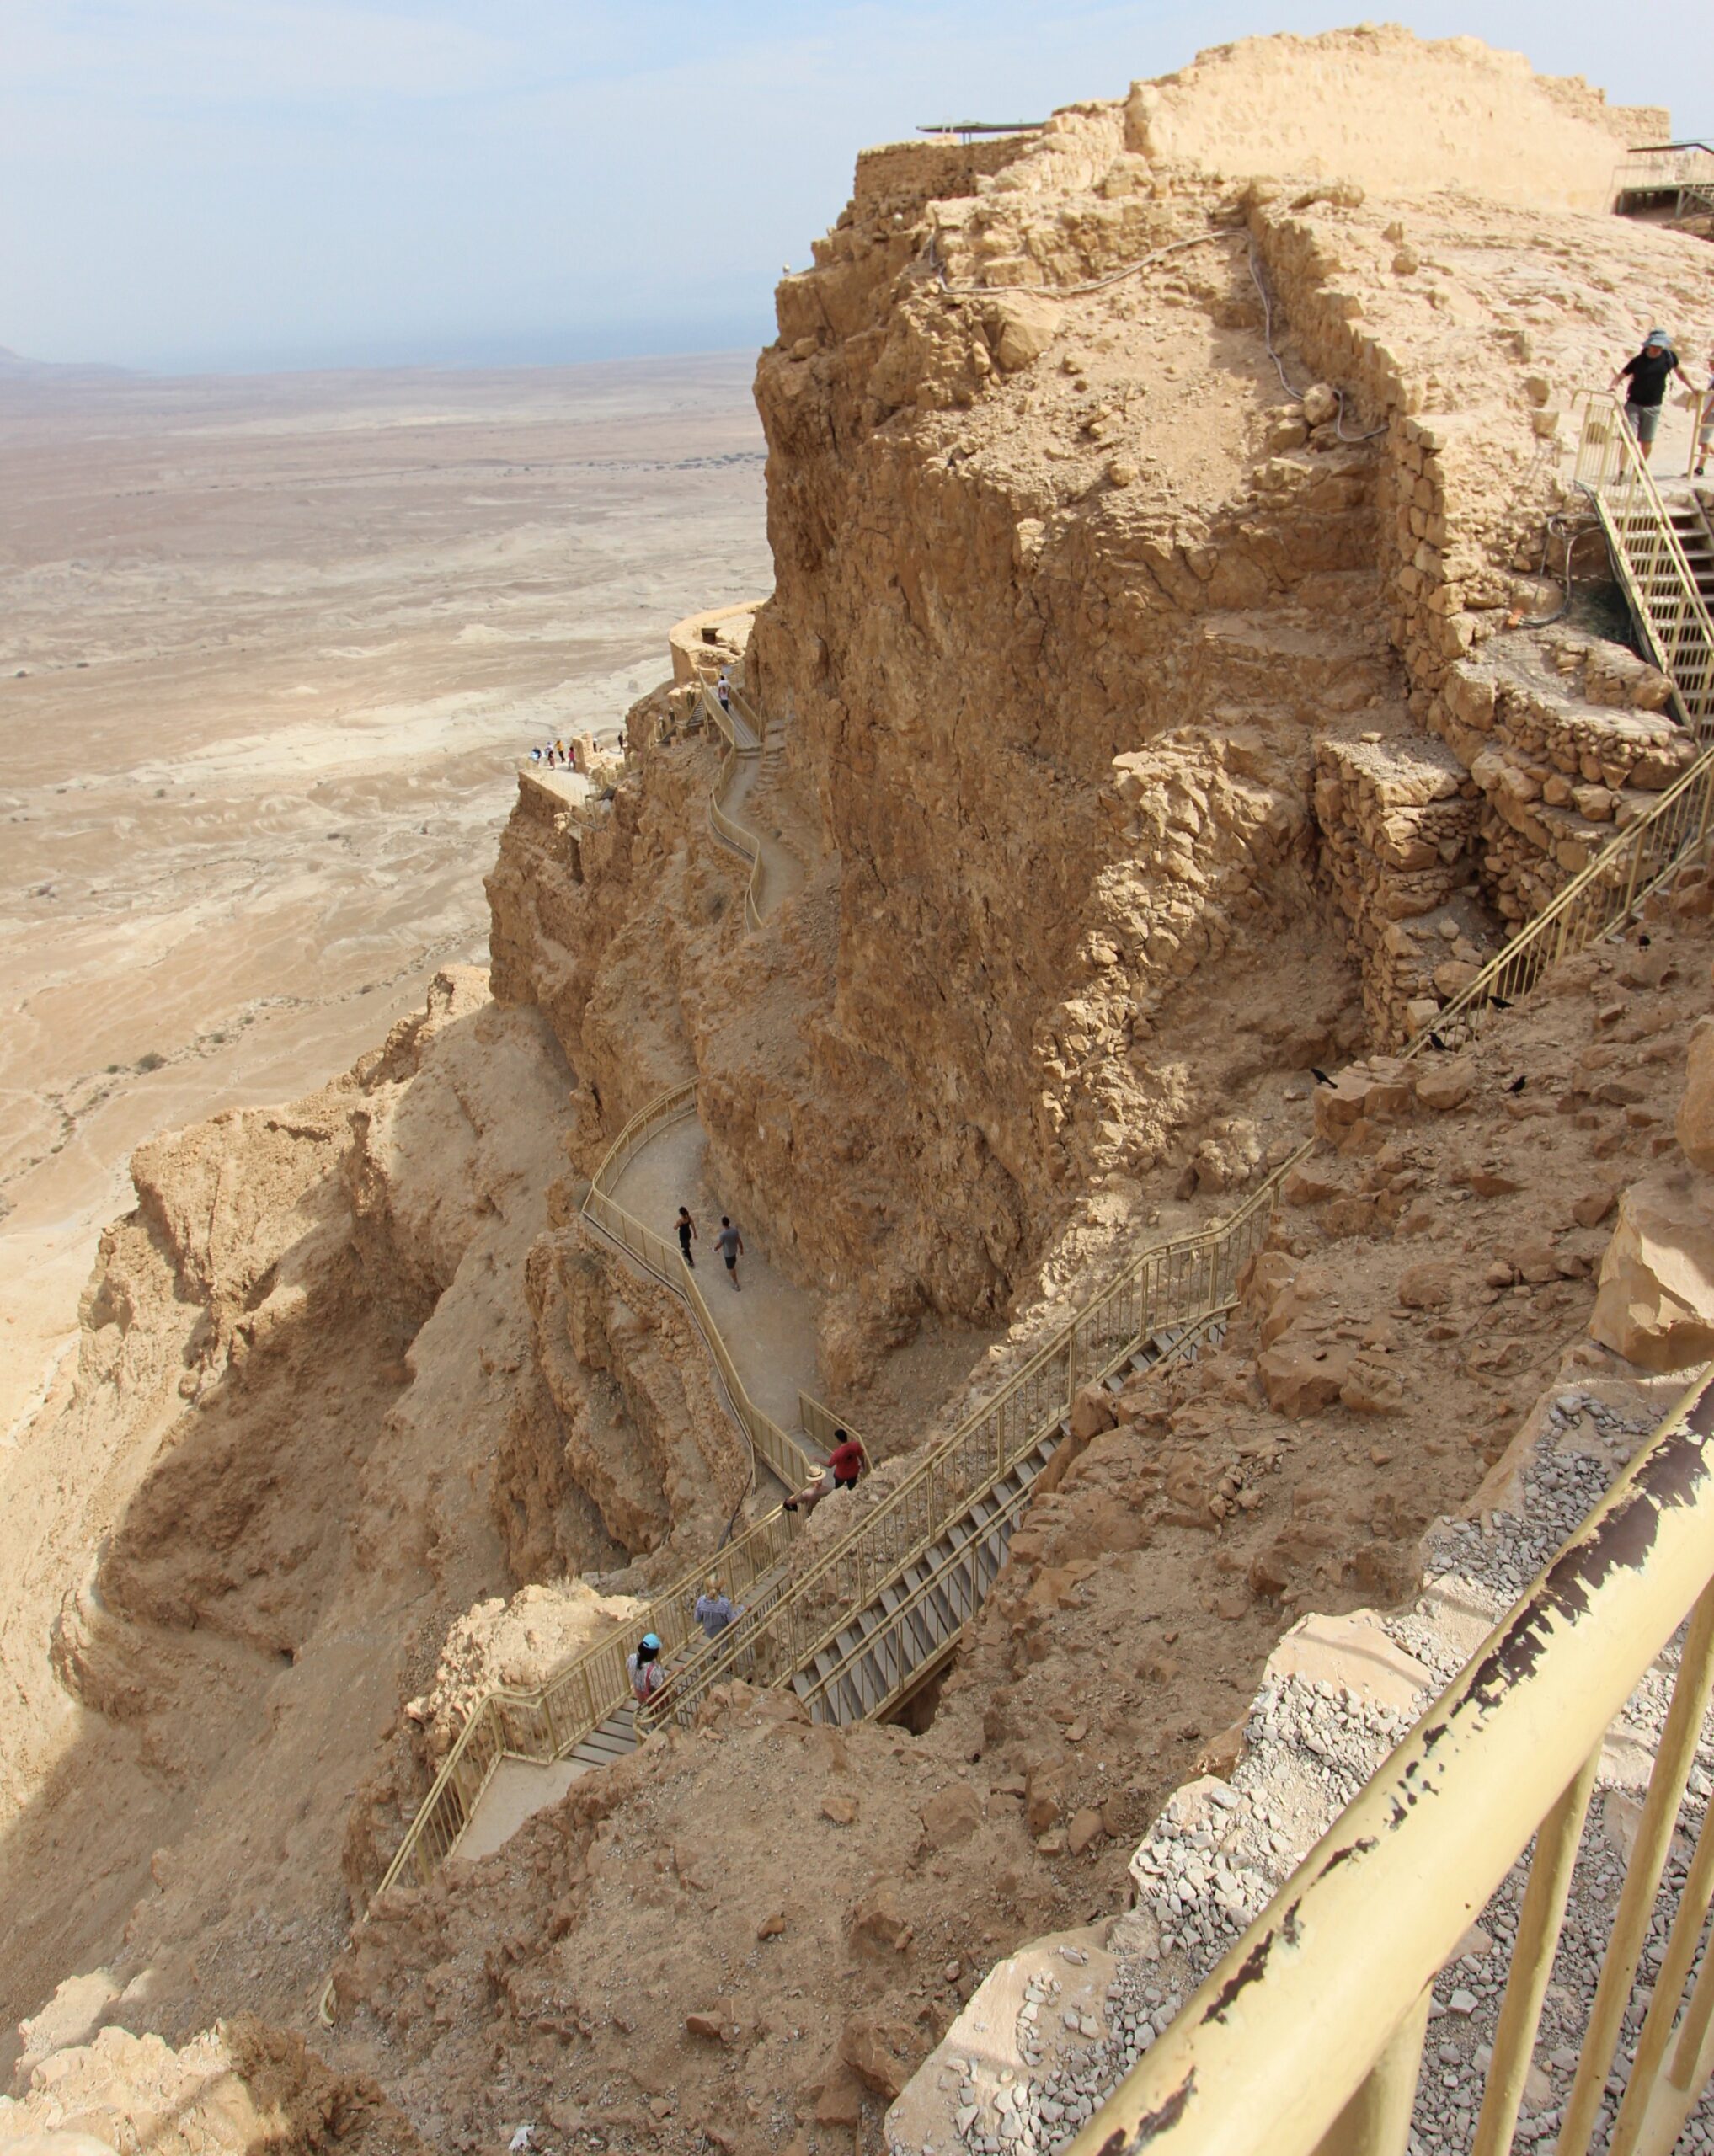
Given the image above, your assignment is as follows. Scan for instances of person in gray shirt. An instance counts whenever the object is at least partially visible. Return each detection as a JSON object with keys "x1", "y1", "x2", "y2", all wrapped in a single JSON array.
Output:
[{"x1": 714, "y1": 1216, "x2": 744, "y2": 1289}]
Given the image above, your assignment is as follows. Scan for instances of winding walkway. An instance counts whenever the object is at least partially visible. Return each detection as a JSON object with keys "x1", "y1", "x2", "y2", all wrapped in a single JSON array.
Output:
[{"x1": 606, "y1": 1111, "x2": 822, "y2": 1449}]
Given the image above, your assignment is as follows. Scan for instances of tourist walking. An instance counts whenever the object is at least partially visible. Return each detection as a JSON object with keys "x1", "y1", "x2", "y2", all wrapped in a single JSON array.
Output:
[
  {"x1": 691, "y1": 1578, "x2": 741, "y2": 1641},
  {"x1": 627, "y1": 1632, "x2": 668, "y2": 1711},
  {"x1": 717, "y1": 670, "x2": 732, "y2": 716},
  {"x1": 826, "y1": 1428, "x2": 868, "y2": 1492},
  {"x1": 1697, "y1": 344, "x2": 1714, "y2": 478},
  {"x1": 715, "y1": 1216, "x2": 744, "y2": 1289},
  {"x1": 784, "y1": 1465, "x2": 835, "y2": 1516},
  {"x1": 1610, "y1": 330, "x2": 1695, "y2": 464},
  {"x1": 676, "y1": 1204, "x2": 697, "y2": 1267}
]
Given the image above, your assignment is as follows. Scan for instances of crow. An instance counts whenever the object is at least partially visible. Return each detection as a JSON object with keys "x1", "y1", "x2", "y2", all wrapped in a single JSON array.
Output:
[
  {"x1": 1492, "y1": 995, "x2": 1514, "y2": 1011},
  {"x1": 1639, "y1": 932, "x2": 1653, "y2": 948},
  {"x1": 1311, "y1": 1068, "x2": 1336, "y2": 1087},
  {"x1": 1506, "y1": 1075, "x2": 1527, "y2": 1094},
  {"x1": 1426, "y1": 1032, "x2": 1450, "y2": 1052}
]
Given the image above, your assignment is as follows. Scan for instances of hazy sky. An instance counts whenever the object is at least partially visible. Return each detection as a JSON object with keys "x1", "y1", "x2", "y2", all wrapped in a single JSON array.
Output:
[{"x1": 3, "y1": 0, "x2": 1707, "y2": 375}]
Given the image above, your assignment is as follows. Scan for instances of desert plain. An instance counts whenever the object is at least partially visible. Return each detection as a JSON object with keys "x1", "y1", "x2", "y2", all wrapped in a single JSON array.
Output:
[{"x1": 0, "y1": 354, "x2": 769, "y2": 1441}]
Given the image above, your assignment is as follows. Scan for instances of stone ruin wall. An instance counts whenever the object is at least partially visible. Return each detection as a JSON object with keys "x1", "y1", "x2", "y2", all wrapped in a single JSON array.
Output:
[
  {"x1": 1249, "y1": 195, "x2": 1706, "y2": 1040},
  {"x1": 1127, "y1": 24, "x2": 1666, "y2": 212}
]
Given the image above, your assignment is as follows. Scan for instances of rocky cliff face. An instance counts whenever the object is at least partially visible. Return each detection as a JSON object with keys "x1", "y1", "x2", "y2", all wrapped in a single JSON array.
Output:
[
  {"x1": 0, "y1": 963, "x2": 747, "y2": 2062},
  {"x1": 474, "y1": 40, "x2": 1713, "y2": 1381}
]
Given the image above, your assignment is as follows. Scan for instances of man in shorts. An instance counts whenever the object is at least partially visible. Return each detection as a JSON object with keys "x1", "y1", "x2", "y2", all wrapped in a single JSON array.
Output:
[
  {"x1": 715, "y1": 1215, "x2": 744, "y2": 1289},
  {"x1": 1611, "y1": 330, "x2": 1695, "y2": 464}
]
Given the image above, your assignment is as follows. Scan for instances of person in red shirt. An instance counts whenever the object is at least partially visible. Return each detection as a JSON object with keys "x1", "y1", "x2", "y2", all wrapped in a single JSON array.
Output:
[
  {"x1": 784, "y1": 1429, "x2": 869, "y2": 1513},
  {"x1": 827, "y1": 1431, "x2": 868, "y2": 1490}
]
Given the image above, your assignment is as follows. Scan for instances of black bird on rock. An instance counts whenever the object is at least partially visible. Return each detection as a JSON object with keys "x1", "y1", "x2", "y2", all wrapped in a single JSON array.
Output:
[
  {"x1": 1311, "y1": 1068, "x2": 1336, "y2": 1087},
  {"x1": 1507, "y1": 1075, "x2": 1527, "y2": 1094}
]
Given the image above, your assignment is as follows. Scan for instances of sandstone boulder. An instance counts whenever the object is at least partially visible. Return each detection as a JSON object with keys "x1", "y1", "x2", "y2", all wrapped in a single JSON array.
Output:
[
  {"x1": 1590, "y1": 1170, "x2": 1714, "y2": 1371},
  {"x1": 1397, "y1": 1259, "x2": 1457, "y2": 1309},
  {"x1": 814, "y1": 2067, "x2": 867, "y2": 2126},
  {"x1": 839, "y1": 2013, "x2": 918, "y2": 2100},
  {"x1": 1415, "y1": 1057, "x2": 1475, "y2": 1112},
  {"x1": 920, "y1": 1782, "x2": 984, "y2": 1849},
  {"x1": 1066, "y1": 1806, "x2": 1105, "y2": 1856},
  {"x1": 1284, "y1": 1163, "x2": 1342, "y2": 1206},
  {"x1": 1340, "y1": 1353, "x2": 1405, "y2": 1414},
  {"x1": 1258, "y1": 1340, "x2": 1350, "y2": 1417},
  {"x1": 1068, "y1": 1385, "x2": 1118, "y2": 1442},
  {"x1": 1314, "y1": 1059, "x2": 1414, "y2": 1143},
  {"x1": 1678, "y1": 1017, "x2": 1714, "y2": 1173},
  {"x1": 850, "y1": 1879, "x2": 912, "y2": 1953},
  {"x1": 983, "y1": 294, "x2": 1057, "y2": 373}
]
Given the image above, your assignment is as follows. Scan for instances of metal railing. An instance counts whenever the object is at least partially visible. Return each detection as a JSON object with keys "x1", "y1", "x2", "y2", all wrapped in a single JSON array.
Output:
[
  {"x1": 1069, "y1": 1369, "x2": 1714, "y2": 2156},
  {"x1": 1389, "y1": 401, "x2": 1714, "y2": 1059},
  {"x1": 1574, "y1": 393, "x2": 1714, "y2": 727},
  {"x1": 577, "y1": 1081, "x2": 821, "y2": 1497},
  {"x1": 1614, "y1": 141, "x2": 1714, "y2": 219},
  {"x1": 695, "y1": 681, "x2": 771, "y2": 931},
  {"x1": 1399, "y1": 743, "x2": 1714, "y2": 1056},
  {"x1": 788, "y1": 1303, "x2": 1235, "y2": 1726},
  {"x1": 645, "y1": 1179, "x2": 1290, "y2": 1732}
]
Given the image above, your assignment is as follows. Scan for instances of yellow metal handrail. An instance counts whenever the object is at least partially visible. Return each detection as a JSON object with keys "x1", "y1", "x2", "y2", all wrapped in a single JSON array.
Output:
[
  {"x1": 1071, "y1": 1369, "x2": 1714, "y2": 2156},
  {"x1": 787, "y1": 1302, "x2": 1235, "y2": 1726},
  {"x1": 1574, "y1": 392, "x2": 1714, "y2": 734},
  {"x1": 649, "y1": 1174, "x2": 1294, "y2": 1731},
  {"x1": 696, "y1": 683, "x2": 770, "y2": 932},
  {"x1": 576, "y1": 1081, "x2": 821, "y2": 1495},
  {"x1": 1400, "y1": 743, "x2": 1714, "y2": 1055}
]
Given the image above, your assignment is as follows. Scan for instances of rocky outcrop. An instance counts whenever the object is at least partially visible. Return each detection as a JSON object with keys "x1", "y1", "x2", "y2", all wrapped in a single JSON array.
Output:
[
  {"x1": 0, "y1": 2017, "x2": 425, "y2": 2155},
  {"x1": 1590, "y1": 1169, "x2": 1714, "y2": 1371}
]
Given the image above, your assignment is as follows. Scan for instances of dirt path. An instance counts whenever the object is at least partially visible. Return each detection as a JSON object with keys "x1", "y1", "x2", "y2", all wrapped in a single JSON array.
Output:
[{"x1": 608, "y1": 1112, "x2": 823, "y2": 1454}]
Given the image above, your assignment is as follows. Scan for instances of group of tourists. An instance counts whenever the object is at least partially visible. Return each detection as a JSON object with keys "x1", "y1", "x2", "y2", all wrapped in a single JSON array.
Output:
[
  {"x1": 622, "y1": 1199, "x2": 874, "y2": 1714},
  {"x1": 1612, "y1": 329, "x2": 1714, "y2": 474},
  {"x1": 622, "y1": 1429, "x2": 870, "y2": 1712},
  {"x1": 529, "y1": 739, "x2": 574, "y2": 768},
  {"x1": 624, "y1": 1576, "x2": 748, "y2": 1710}
]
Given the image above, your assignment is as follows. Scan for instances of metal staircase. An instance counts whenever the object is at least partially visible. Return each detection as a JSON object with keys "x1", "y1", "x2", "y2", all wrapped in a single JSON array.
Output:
[
  {"x1": 781, "y1": 1318, "x2": 1224, "y2": 1726},
  {"x1": 1575, "y1": 395, "x2": 1714, "y2": 734}
]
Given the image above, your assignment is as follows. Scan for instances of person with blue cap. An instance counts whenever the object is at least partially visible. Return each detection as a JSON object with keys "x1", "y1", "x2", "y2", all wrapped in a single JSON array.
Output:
[
  {"x1": 627, "y1": 1631, "x2": 669, "y2": 1710},
  {"x1": 1610, "y1": 329, "x2": 1695, "y2": 464}
]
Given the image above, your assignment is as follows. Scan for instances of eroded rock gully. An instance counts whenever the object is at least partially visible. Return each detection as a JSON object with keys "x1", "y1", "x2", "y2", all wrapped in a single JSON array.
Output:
[{"x1": 6, "y1": 24, "x2": 1714, "y2": 2156}]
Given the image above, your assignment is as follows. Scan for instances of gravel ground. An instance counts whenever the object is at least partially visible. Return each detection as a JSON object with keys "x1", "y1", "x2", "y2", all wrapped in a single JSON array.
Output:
[{"x1": 911, "y1": 1382, "x2": 1714, "y2": 2156}]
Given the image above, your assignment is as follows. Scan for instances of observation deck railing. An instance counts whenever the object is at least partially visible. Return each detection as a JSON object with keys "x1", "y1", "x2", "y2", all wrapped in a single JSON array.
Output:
[{"x1": 1071, "y1": 1370, "x2": 1714, "y2": 2156}]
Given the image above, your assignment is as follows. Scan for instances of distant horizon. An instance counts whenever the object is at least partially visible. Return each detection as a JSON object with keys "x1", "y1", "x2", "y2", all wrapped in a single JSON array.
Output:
[
  {"x1": 0, "y1": 334, "x2": 770, "y2": 385},
  {"x1": 4, "y1": 2, "x2": 1706, "y2": 378}
]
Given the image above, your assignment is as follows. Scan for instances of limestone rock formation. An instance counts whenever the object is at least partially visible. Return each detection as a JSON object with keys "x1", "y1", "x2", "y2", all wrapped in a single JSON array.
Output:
[
  {"x1": 0, "y1": 2019, "x2": 424, "y2": 2155},
  {"x1": 1590, "y1": 1169, "x2": 1714, "y2": 1371}
]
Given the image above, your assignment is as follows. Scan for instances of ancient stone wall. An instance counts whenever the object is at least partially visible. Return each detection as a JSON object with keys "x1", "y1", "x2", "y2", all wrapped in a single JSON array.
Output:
[{"x1": 1129, "y1": 27, "x2": 1666, "y2": 211}]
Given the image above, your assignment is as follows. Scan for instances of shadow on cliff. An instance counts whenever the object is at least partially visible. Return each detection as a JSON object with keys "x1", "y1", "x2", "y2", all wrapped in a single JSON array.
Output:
[{"x1": 0, "y1": 992, "x2": 590, "y2": 2072}]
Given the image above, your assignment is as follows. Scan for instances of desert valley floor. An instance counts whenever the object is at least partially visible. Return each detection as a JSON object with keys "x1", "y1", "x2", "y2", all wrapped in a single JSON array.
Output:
[{"x1": 0, "y1": 355, "x2": 771, "y2": 1444}]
